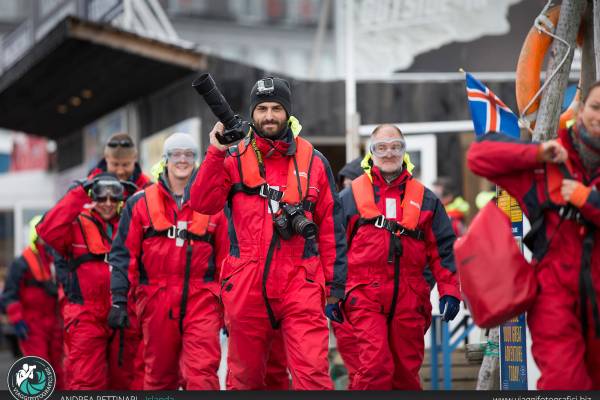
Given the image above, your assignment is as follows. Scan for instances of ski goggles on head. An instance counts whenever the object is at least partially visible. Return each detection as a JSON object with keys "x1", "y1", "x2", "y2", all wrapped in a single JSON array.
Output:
[
  {"x1": 91, "y1": 179, "x2": 124, "y2": 201},
  {"x1": 369, "y1": 137, "x2": 406, "y2": 158},
  {"x1": 106, "y1": 139, "x2": 134, "y2": 148},
  {"x1": 166, "y1": 149, "x2": 197, "y2": 163}
]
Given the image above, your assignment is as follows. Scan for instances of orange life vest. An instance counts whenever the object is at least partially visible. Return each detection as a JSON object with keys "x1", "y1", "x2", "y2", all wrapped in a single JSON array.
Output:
[
  {"x1": 78, "y1": 212, "x2": 111, "y2": 255},
  {"x1": 350, "y1": 173, "x2": 425, "y2": 241},
  {"x1": 22, "y1": 247, "x2": 51, "y2": 282},
  {"x1": 144, "y1": 183, "x2": 214, "y2": 334},
  {"x1": 70, "y1": 211, "x2": 112, "y2": 270},
  {"x1": 546, "y1": 160, "x2": 576, "y2": 206},
  {"x1": 233, "y1": 136, "x2": 314, "y2": 206},
  {"x1": 144, "y1": 183, "x2": 211, "y2": 241}
]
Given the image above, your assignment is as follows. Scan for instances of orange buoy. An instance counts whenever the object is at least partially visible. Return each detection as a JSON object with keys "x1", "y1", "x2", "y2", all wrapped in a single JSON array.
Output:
[{"x1": 515, "y1": 6, "x2": 583, "y2": 130}]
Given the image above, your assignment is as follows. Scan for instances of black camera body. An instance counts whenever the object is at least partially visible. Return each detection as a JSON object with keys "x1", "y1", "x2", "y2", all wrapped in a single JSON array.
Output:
[
  {"x1": 192, "y1": 73, "x2": 249, "y2": 145},
  {"x1": 273, "y1": 203, "x2": 318, "y2": 240}
]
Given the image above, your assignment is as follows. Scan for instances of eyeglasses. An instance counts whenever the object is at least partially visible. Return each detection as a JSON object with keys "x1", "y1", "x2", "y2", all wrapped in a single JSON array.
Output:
[
  {"x1": 95, "y1": 196, "x2": 120, "y2": 204},
  {"x1": 107, "y1": 140, "x2": 134, "y2": 148},
  {"x1": 167, "y1": 150, "x2": 197, "y2": 163},
  {"x1": 370, "y1": 138, "x2": 406, "y2": 158}
]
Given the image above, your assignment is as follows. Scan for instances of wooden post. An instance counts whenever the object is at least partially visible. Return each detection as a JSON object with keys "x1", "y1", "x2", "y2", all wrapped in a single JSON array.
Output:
[
  {"x1": 581, "y1": 1, "x2": 597, "y2": 98},
  {"x1": 595, "y1": 0, "x2": 600, "y2": 80},
  {"x1": 532, "y1": 0, "x2": 587, "y2": 141},
  {"x1": 476, "y1": 327, "x2": 500, "y2": 390}
]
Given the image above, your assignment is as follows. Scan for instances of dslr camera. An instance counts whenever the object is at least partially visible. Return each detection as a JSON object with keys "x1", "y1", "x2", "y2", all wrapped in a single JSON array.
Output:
[
  {"x1": 273, "y1": 203, "x2": 318, "y2": 241},
  {"x1": 192, "y1": 73, "x2": 251, "y2": 145}
]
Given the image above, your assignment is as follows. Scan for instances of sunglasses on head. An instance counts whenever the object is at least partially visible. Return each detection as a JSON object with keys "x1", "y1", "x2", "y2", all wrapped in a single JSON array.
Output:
[{"x1": 107, "y1": 140, "x2": 134, "y2": 148}]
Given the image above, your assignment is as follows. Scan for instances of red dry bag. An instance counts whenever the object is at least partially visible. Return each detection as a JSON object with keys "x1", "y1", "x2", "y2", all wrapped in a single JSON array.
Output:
[{"x1": 453, "y1": 200, "x2": 537, "y2": 328}]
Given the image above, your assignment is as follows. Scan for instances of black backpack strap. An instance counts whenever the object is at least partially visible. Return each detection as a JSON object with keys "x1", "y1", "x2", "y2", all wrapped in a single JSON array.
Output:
[
  {"x1": 357, "y1": 216, "x2": 425, "y2": 241},
  {"x1": 387, "y1": 233, "x2": 403, "y2": 324},
  {"x1": 69, "y1": 253, "x2": 106, "y2": 271},
  {"x1": 229, "y1": 183, "x2": 315, "y2": 213},
  {"x1": 525, "y1": 162, "x2": 585, "y2": 261},
  {"x1": 579, "y1": 228, "x2": 600, "y2": 338},
  {"x1": 179, "y1": 241, "x2": 194, "y2": 335}
]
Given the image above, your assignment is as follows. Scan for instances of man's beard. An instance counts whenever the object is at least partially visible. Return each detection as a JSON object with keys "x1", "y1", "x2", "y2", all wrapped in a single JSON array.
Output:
[{"x1": 255, "y1": 119, "x2": 287, "y2": 138}]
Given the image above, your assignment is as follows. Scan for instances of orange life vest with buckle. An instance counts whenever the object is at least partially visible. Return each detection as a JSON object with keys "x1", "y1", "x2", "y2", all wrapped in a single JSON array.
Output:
[
  {"x1": 233, "y1": 136, "x2": 314, "y2": 205},
  {"x1": 350, "y1": 173, "x2": 425, "y2": 242},
  {"x1": 70, "y1": 211, "x2": 112, "y2": 270},
  {"x1": 144, "y1": 183, "x2": 210, "y2": 240},
  {"x1": 143, "y1": 182, "x2": 214, "y2": 334},
  {"x1": 22, "y1": 247, "x2": 51, "y2": 282}
]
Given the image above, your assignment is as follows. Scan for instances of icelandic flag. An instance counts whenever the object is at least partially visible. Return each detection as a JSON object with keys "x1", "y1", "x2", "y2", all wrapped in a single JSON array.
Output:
[{"x1": 465, "y1": 72, "x2": 520, "y2": 138}]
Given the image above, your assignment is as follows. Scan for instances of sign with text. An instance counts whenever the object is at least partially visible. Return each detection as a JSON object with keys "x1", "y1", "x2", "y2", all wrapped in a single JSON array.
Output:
[{"x1": 497, "y1": 189, "x2": 528, "y2": 390}]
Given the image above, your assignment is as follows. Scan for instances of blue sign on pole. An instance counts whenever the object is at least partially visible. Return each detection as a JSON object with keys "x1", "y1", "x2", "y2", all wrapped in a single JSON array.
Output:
[
  {"x1": 500, "y1": 314, "x2": 528, "y2": 389},
  {"x1": 497, "y1": 190, "x2": 528, "y2": 390}
]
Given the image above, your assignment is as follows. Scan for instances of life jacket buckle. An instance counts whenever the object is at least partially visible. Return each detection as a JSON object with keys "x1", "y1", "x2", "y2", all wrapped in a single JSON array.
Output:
[
  {"x1": 103, "y1": 253, "x2": 109, "y2": 263},
  {"x1": 167, "y1": 226, "x2": 177, "y2": 239},
  {"x1": 374, "y1": 215, "x2": 386, "y2": 229},
  {"x1": 259, "y1": 184, "x2": 270, "y2": 198}
]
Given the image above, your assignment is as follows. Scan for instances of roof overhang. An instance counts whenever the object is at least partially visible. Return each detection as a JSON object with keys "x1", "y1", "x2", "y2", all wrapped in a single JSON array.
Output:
[{"x1": 0, "y1": 16, "x2": 207, "y2": 139}]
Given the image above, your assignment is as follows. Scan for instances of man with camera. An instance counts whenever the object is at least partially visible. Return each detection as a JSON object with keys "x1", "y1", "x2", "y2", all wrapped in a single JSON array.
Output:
[{"x1": 190, "y1": 77, "x2": 347, "y2": 390}]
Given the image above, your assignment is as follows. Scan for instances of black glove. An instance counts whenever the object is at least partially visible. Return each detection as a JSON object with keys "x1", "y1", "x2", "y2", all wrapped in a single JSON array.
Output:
[
  {"x1": 13, "y1": 320, "x2": 29, "y2": 340},
  {"x1": 439, "y1": 295, "x2": 460, "y2": 322},
  {"x1": 107, "y1": 303, "x2": 129, "y2": 329},
  {"x1": 325, "y1": 303, "x2": 344, "y2": 323}
]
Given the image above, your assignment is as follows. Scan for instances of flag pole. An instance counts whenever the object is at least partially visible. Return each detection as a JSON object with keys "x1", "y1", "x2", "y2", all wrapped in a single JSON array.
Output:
[{"x1": 345, "y1": 0, "x2": 360, "y2": 163}]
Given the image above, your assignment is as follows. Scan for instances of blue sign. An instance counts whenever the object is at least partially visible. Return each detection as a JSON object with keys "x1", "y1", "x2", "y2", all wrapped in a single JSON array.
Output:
[
  {"x1": 497, "y1": 189, "x2": 528, "y2": 389},
  {"x1": 500, "y1": 313, "x2": 528, "y2": 389}
]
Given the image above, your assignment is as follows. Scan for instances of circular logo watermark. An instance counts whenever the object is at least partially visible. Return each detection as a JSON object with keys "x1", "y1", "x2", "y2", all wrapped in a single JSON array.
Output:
[{"x1": 7, "y1": 356, "x2": 55, "y2": 400}]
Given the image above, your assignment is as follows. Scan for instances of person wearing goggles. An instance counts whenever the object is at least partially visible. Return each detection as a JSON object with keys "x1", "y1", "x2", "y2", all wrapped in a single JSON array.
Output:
[
  {"x1": 87, "y1": 133, "x2": 152, "y2": 198},
  {"x1": 36, "y1": 172, "x2": 142, "y2": 389},
  {"x1": 338, "y1": 124, "x2": 460, "y2": 389},
  {"x1": 110, "y1": 132, "x2": 229, "y2": 389}
]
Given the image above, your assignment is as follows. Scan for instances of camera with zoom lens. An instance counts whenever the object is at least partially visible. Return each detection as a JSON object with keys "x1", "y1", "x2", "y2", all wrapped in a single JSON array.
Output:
[
  {"x1": 192, "y1": 73, "x2": 251, "y2": 145},
  {"x1": 273, "y1": 203, "x2": 318, "y2": 241}
]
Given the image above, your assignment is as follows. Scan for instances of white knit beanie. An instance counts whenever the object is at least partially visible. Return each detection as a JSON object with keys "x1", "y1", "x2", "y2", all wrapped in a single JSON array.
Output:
[{"x1": 162, "y1": 132, "x2": 199, "y2": 158}]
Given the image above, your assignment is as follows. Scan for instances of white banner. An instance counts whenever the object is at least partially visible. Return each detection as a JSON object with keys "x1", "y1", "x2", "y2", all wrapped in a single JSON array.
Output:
[{"x1": 344, "y1": 0, "x2": 522, "y2": 77}]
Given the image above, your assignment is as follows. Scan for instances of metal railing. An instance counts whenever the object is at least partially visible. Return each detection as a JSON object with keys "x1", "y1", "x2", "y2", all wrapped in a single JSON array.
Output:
[{"x1": 429, "y1": 314, "x2": 475, "y2": 390}]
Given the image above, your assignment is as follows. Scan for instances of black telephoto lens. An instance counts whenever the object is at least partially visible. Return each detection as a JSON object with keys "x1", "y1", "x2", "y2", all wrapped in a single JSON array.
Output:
[{"x1": 192, "y1": 73, "x2": 238, "y2": 130}]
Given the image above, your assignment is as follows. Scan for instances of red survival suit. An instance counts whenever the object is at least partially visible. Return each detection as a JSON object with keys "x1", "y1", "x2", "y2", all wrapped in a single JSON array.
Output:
[
  {"x1": 1, "y1": 244, "x2": 64, "y2": 388},
  {"x1": 36, "y1": 186, "x2": 140, "y2": 389},
  {"x1": 190, "y1": 131, "x2": 347, "y2": 390},
  {"x1": 89, "y1": 158, "x2": 151, "y2": 384},
  {"x1": 467, "y1": 129, "x2": 600, "y2": 389},
  {"x1": 339, "y1": 166, "x2": 460, "y2": 389},
  {"x1": 110, "y1": 172, "x2": 228, "y2": 390}
]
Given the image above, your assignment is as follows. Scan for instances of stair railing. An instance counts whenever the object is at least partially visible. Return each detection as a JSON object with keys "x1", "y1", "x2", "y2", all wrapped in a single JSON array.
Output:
[{"x1": 430, "y1": 314, "x2": 475, "y2": 389}]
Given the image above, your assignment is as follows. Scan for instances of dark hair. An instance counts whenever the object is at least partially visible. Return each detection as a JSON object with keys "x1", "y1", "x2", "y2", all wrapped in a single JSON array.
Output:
[{"x1": 583, "y1": 81, "x2": 600, "y2": 104}]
